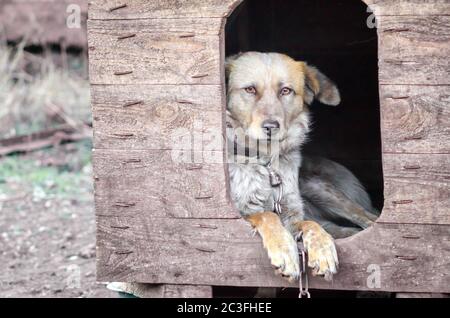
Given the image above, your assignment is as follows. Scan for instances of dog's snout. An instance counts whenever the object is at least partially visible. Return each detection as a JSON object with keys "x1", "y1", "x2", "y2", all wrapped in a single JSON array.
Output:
[{"x1": 262, "y1": 120, "x2": 280, "y2": 135}]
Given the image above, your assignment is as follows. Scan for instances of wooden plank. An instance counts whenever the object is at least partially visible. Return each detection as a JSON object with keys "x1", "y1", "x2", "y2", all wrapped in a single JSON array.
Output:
[
  {"x1": 378, "y1": 16, "x2": 450, "y2": 85},
  {"x1": 363, "y1": 0, "x2": 450, "y2": 16},
  {"x1": 380, "y1": 85, "x2": 450, "y2": 154},
  {"x1": 87, "y1": 9, "x2": 450, "y2": 86},
  {"x1": 87, "y1": 18, "x2": 222, "y2": 36},
  {"x1": 87, "y1": 19, "x2": 223, "y2": 85},
  {"x1": 0, "y1": 0, "x2": 88, "y2": 46},
  {"x1": 88, "y1": 0, "x2": 240, "y2": 19},
  {"x1": 380, "y1": 154, "x2": 450, "y2": 225},
  {"x1": 396, "y1": 292, "x2": 449, "y2": 298},
  {"x1": 88, "y1": 0, "x2": 450, "y2": 20},
  {"x1": 91, "y1": 84, "x2": 224, "y2": 151},
  {"x1": 93, "y1": 149, "x2": 236, "y2": 219},
  {"x1": 97, "y1": 217, "x2": 450, "y2": 293},
  {"x1": 107, "y1": 283, "x2": 212, "y2": 298},
  {"x1": 157, "y1": 284, "x2": 212, "y2": 298},
  {"x1": 0, "y1": 130, "x2": 90, "y2": 156}
]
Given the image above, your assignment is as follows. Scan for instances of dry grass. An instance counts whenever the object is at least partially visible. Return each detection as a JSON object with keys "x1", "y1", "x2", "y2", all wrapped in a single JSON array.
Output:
[{"x1": 0, "y1": 42, "x2": 91, "y2": 138}]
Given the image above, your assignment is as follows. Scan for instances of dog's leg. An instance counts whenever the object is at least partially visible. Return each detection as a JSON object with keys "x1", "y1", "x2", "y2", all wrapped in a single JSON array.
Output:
[
  {"x1": 246, "y1": 212, "x2": 300, "y2": 281},
  {"x1": 294, "y1": 220, "x2": 338, "y2": 281},
  {"x1": 303, "y1": 200, "x2": 363, "y2": 239},
  {"x1": 301, "y1": 178, "x2": 376, "y2": 228},
  {"x1": 323, "y1": 187, "x2": 377, "y2": 227},
  {"x1": 318, "y1": 221, "x2": 361, "y2": 239}
]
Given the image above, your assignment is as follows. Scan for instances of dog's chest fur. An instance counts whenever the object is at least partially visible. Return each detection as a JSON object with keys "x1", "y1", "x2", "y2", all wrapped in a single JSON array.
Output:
[{"x1": 228, "y1": 151, "x2": 304, "y2": 219}]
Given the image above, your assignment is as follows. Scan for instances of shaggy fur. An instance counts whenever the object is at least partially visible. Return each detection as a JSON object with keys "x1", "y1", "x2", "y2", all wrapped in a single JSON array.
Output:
[
  {"x1": 108, "y1": 52, "x2": 379, "y2": 296},
  {"x1": 226, "y1": 52, "x2": 378, "y2": 281}
]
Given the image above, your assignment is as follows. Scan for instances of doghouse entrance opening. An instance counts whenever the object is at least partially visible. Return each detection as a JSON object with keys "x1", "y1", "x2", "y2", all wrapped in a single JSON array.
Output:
[{"x1": 225, "y1": 0, "x2": 383, "y2": 219}]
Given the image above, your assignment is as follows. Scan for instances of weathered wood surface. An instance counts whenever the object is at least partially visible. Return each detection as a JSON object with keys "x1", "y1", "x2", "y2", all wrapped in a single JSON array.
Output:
[
  {"x1": 88, "y1": 15, "x2": 450, "y2": 85},
  {"x1": 381, "y1": 154, "x2": 450, "y2": 225},
  {"x1": 380, "y1": 85, "x2": 450, "y2": 154},
  {"x1": 88, "y1": 0, "x2": 240, "y2": 19},
  {"x1": 108, "y1": 283, "x2": 212, "y2": 298},
  {"x1": 90, "y1": 84, "x2": 450, "y2": 153},
  {"x1": 93, "y1": 149, "x2": 236, "y2": 219},
  {"x1": 87, "y1": 18, "x2": 223, "y2": 36},
  {"x1": 97, "y1": 217, "x2": 450, "y2": 293},
  {"x1": 88, "y1": 19, "x2": 222, "y2": 85},
  {"x1": 364, "y1": 0, "x2": 450, "y2": 16},
  {"x1": 0, "y1": 0, "x2": 87, "y2": 46},
  {"x1": 378, "y1": 16, "x2": 450, "y2": 85},
  {"x1": 88, "y1": 0, "x2": 450, "y2": 20},
  {"x1": 93, "y1": 149, "x2": 449, "y2": 224},
  {"x1": 89, "y1": 0, "x2": 450, "y2": 293},
  {"x1": 91, "y1": 84, "x2": 224, "y2": 151},
  {"x1": 396, "y1": 292, "x2": 449, "y2": 298},
  {"x1": 148, "y1": 284, "x2": 212, "y2": 298}
]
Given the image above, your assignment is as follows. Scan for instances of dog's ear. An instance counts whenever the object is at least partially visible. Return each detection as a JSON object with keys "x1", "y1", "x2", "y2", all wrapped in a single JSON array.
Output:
[
  {"x1": 303, "y1": 64, "x2": 341, "y2": 106},
  {"x1": 225, "y1": 53, "x2": 242, "y2": 82}
]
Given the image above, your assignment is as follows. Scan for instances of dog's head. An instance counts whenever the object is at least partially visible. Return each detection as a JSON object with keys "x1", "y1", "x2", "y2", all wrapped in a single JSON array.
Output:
[{"x1": 225, "y1": 52, "x2": 340, "y2": 153}]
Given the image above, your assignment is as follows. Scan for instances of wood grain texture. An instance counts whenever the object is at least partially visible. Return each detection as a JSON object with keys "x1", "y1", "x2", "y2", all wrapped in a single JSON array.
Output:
[
  {"x1": 109, "y1": 283, "x2": 212, "y2": 298},
  {"x1": 88, "y1": 18, "x2": 222, "y2": 36},
  {"x1": 93, "y1": 149, "x2": 236, "y2": 219},
  {"x1": 88, "y1": 0, "x2": 240, "y2": 19},
  {"x1": 91, "y1": 84, "x2": 225, "y2": 150},
  {"x1": 87, "y1": 5, "x2": 450, "y2": 86},
  {"x1": 97, "y1": 217, "x2": 450, "y2": 293},
  {"x1": 378, "y1": 16, "x2": 450, "y2": 85},
  {"x1": 0, "y1": 0, "x2": 88, "y2": 46},
  {"x1": 380, "y1": 85, "x2": 450, "y2": 154},
  {"x1": 381, "y1": 154, "x2": 450, "y2": 225},
  {"x1": 88, "y1": 0, "x2": 450, "y2": 293},
  {"x1": 88, "y1": 19, "x2": 223, "y2": 85},
  {"x1": 396, "y1": 292, "x2": 449, "y2": 298},
  {"x1": 88, "y1": 0, "x2": 450, "y2": 20},
  {"x1": 363, "y1": 0, "x2": 450, "y2": 16}
]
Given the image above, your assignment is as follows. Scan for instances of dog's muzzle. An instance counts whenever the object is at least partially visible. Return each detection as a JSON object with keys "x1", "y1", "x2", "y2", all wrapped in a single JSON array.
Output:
[{"x1": 261, "y1": 119, "x2": 280, "y2": 137}]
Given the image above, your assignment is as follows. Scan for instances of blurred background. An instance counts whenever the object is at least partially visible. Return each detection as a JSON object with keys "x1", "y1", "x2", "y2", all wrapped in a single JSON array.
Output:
[{"x1": 0, "y1": 0, "x2": 117, "y2": 297}]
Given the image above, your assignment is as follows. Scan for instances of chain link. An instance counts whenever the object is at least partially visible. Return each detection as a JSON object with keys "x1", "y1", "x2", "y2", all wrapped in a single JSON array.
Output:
[
  {"x1": 298, "y1": 234, "x2": 311, "y2": 298},
  {"x1": 267, "y1": 160, "x2": 310, "y2": 298}
]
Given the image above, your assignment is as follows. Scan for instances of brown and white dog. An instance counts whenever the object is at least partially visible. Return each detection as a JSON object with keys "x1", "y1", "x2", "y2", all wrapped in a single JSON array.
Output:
[
  {"x1": 108, "y1": 52, "x2": 379, "y2": 297},
  {"x1": 226, "y1": 52, "x2": 378, "y2": 282}
]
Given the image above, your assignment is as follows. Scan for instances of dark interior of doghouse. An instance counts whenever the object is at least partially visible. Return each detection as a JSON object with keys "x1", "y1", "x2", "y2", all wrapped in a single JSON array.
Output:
[
  {"x1": 219, "y1": 0, "x2": 383, "y2": 297},
  {"x1": 225, "y1": 0, "x2": 383, "y2": 211}
]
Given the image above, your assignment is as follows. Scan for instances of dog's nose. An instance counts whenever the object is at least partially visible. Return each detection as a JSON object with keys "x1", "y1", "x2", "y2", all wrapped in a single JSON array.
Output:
[{"x1": 262, "y1": 120, "x2": 280, "y2": 135}]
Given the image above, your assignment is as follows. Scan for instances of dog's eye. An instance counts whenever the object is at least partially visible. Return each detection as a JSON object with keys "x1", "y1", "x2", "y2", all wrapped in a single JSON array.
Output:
[
  {"x1": 244, "y1": 86, "x2": 257, "y2": 95},
  {"x1": 280, "y1": 87, "x2": 293, "y2": 96}
]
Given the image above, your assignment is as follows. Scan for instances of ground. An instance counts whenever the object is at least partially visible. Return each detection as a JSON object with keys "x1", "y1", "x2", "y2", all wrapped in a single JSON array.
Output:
[
  {"x1": 0, "y1": 42, "x2": 120, "y2": 298},
  {"x1": 0, "y1": 141, "x2": 118, "y2": 298}
]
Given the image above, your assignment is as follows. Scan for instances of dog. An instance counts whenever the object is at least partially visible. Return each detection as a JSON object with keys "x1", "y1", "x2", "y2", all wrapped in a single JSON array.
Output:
[
  {"x1": 225, "y1": 51, "x2": 378, "y2": 282},
  {"x1": 108, "y1": 51, "x2": 379, "y2": 297}
]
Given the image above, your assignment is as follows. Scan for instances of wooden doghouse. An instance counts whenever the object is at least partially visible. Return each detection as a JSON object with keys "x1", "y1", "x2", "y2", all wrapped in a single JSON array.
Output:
[{"x1": 88, "y1": 0, "x2": 450, "y2": 297}]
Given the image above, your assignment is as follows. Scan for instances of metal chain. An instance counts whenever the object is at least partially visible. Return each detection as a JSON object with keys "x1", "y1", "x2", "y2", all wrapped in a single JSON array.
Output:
[
  {"x1": 266, "y1": 161, "x2": 283, "y2": 215},
  {"x1": 297, "y1": 233, "x2": 311, "y2": 298},
  {"x1": 267, "y1": 160, "x2": 310, "y2": 298}
]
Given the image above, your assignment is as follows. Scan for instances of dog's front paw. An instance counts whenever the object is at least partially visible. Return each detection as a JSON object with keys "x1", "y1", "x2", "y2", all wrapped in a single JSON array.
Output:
[
  {"x1": 299, "y1": 221, "x2": 338, "y2": 281},
  {"x1": 264, "y1": 228, "x2": 300, "y2": 282},
  {"x1": 246, "y1": 212, "x2": 300, "y2": 282}
]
